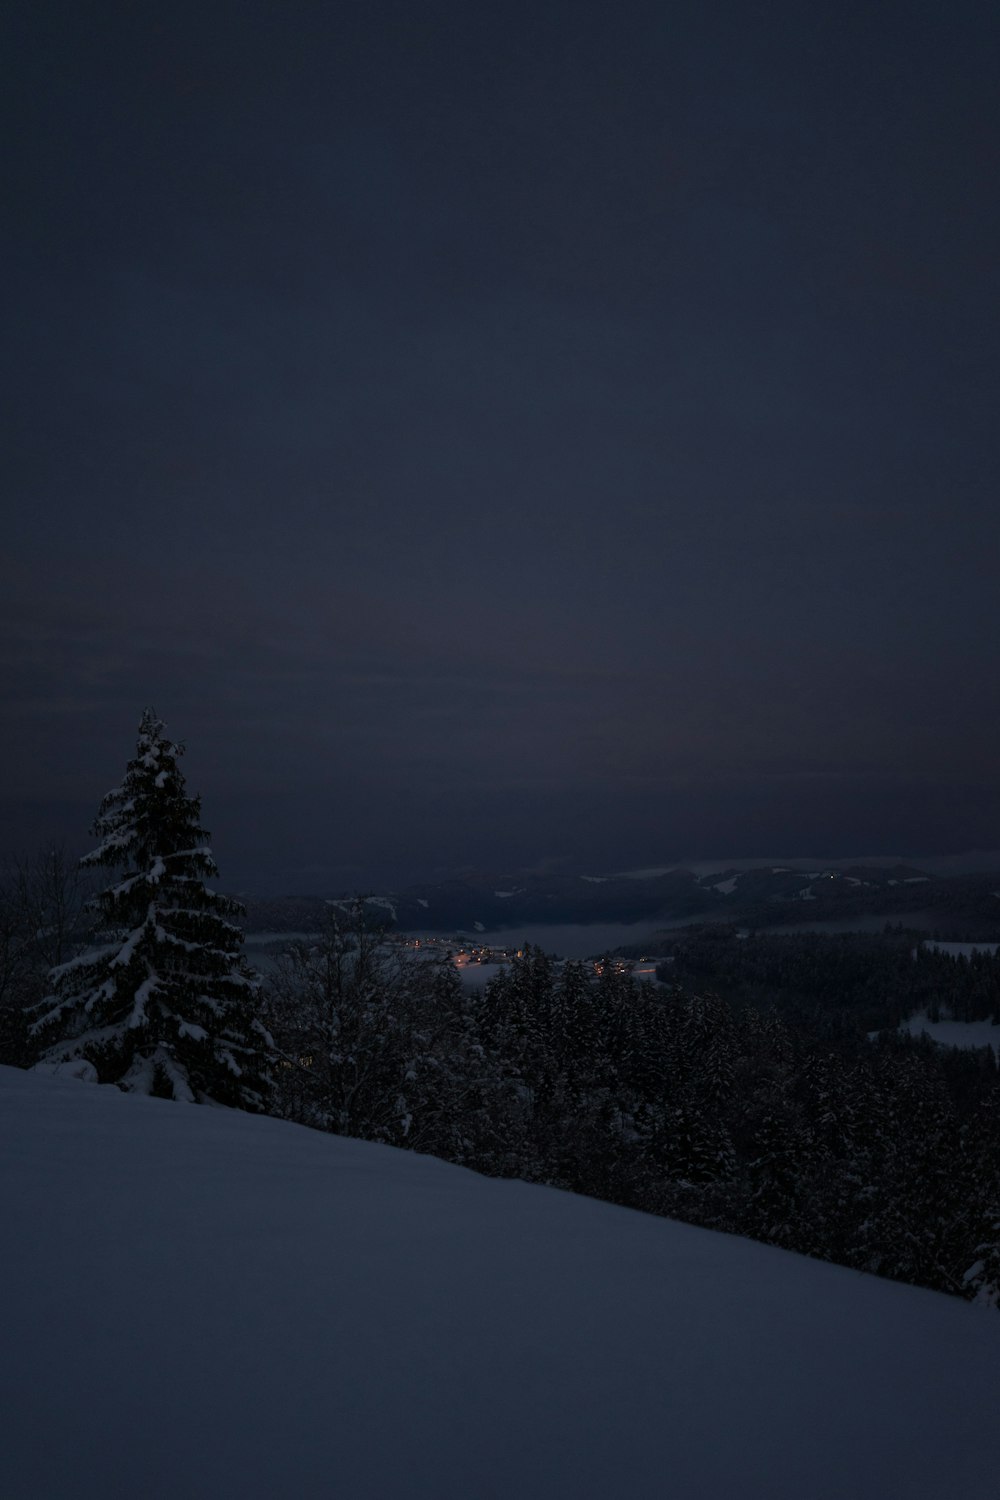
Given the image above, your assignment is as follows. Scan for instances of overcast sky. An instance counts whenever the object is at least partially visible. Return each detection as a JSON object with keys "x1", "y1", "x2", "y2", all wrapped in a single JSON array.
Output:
[{"x1": 3, "y1": 1, "x2": 999, "y2": 889}]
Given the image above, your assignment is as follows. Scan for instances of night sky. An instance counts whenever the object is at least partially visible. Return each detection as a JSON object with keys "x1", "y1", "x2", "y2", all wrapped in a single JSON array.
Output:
[{"x1": 4, "y1": 1, "x2": 999, "y2": 890}]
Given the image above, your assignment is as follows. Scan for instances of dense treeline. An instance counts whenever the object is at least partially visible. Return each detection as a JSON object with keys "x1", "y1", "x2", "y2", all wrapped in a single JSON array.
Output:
[
  {"x1": 0, "y1": 846, "x2": 91, "y2": 1070},
  {"x1": 259, "y1": 917, "x2": 1000, "y2": 1307},
  {"x1": 646, "y1": 926, "x2": 1000, "y2": 1035},
  {"x1": 730, "y1": 874, "x2": 1000, "y2": 933}
]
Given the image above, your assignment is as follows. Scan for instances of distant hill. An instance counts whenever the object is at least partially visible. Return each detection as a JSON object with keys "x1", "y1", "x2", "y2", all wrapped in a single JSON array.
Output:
[
  {"x1": 242, "y1": 862, "x2": 1000, "y2": 939},
  {"x1": 3, "y1": 1065, "x2": 999, "y2": 1499}
]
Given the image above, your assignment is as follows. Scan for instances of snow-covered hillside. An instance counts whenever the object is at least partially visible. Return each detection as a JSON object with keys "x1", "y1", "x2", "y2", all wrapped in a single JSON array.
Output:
[
  {"x1": 901, "y1": 1010, "x2": 1000, "y2": 1057},
  {"x1": 2, "y1": 1067, "x2": 999, "y2": 1500}
]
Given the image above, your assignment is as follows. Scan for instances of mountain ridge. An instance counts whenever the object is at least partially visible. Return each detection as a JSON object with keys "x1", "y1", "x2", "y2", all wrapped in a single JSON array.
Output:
[{"x1": 241, "y1": 862, "x2": 1000, "y2": 939}]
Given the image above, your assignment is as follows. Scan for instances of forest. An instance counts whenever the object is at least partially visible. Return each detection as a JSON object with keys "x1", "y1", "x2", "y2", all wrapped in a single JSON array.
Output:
[{"x1": 636, "y1": 925, "x2": 1000, "y2": 1034}]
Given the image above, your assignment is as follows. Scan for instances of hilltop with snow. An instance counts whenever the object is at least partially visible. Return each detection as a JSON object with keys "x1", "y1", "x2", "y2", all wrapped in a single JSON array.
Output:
[
  {"x1": 2, "y1": 1065, "x2": 999, "y2": 1500},
  {"x1": 242, "y1": 859, "x2": 1000, "y2": 943}
]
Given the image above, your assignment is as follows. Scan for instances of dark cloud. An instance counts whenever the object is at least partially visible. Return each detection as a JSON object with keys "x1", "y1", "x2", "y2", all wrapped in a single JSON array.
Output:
[{"x1": 3, "y1": 1, "x2": 999, "y2": 887}]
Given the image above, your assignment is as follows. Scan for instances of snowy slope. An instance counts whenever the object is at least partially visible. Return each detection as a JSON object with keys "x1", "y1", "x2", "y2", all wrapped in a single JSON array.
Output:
[
  {"x1": 2, "y1": 1067, "x2": 999, "y2": 1500},
  {"x1": 902, "y1": 1010, "x2": 1000, "y2": 1057}
]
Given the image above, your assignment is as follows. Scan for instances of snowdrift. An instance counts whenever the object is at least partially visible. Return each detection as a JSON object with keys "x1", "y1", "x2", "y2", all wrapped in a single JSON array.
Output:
[{"x1": 2, "y1": 1065, "x2": 998, "y2": 1499}]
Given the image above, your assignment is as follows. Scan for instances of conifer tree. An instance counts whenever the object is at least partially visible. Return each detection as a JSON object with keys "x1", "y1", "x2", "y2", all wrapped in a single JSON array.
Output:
[
  {"x1": 31, "y1": 709, "x2": 270, "y2": 1107},
  {"x1": 964, "y1": 1217, "x2": 1000, "y2": 1308}
]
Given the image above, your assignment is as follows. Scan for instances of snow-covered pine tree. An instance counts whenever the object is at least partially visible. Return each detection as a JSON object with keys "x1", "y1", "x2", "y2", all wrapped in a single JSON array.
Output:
[
  {"x1": 31, "y1": 709, "x2": 270, "y2": 1107},
  {"x1": 964, "y1": 1218, "x2": 1000, "y2": 1308}
]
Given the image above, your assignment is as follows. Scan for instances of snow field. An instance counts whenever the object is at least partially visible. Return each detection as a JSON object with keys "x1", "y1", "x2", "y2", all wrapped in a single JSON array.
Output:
[
  {"x1": 900, "y1": 1012, "x2": 1000, "y2": 1057},
  {"x1": 2, "y1": 1066, "x2": 999, "y2": 1500}
]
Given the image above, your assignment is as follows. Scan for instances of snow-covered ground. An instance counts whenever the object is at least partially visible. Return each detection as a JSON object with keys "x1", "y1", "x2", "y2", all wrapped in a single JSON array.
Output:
[
  {"x1": 901, "y1": 1011, "x2": 1000, "y2": 1056},
  {"x1": 2, "y1": 1067, "x2": 999, "y2": 1500},
  {"x1": 454, "y1": 959, "x2": 508, "y2": 989}
]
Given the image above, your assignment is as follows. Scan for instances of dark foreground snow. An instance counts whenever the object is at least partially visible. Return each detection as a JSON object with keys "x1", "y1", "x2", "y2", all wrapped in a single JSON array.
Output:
[{"x1": 2, "y1": 1066, "x2": 999, "y2": 1500}]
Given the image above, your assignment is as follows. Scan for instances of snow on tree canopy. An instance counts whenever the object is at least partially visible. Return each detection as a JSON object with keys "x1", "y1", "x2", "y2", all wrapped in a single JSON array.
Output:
[{"x1": 30, "y1": 709, "x2": 270, "y2": 1108}]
